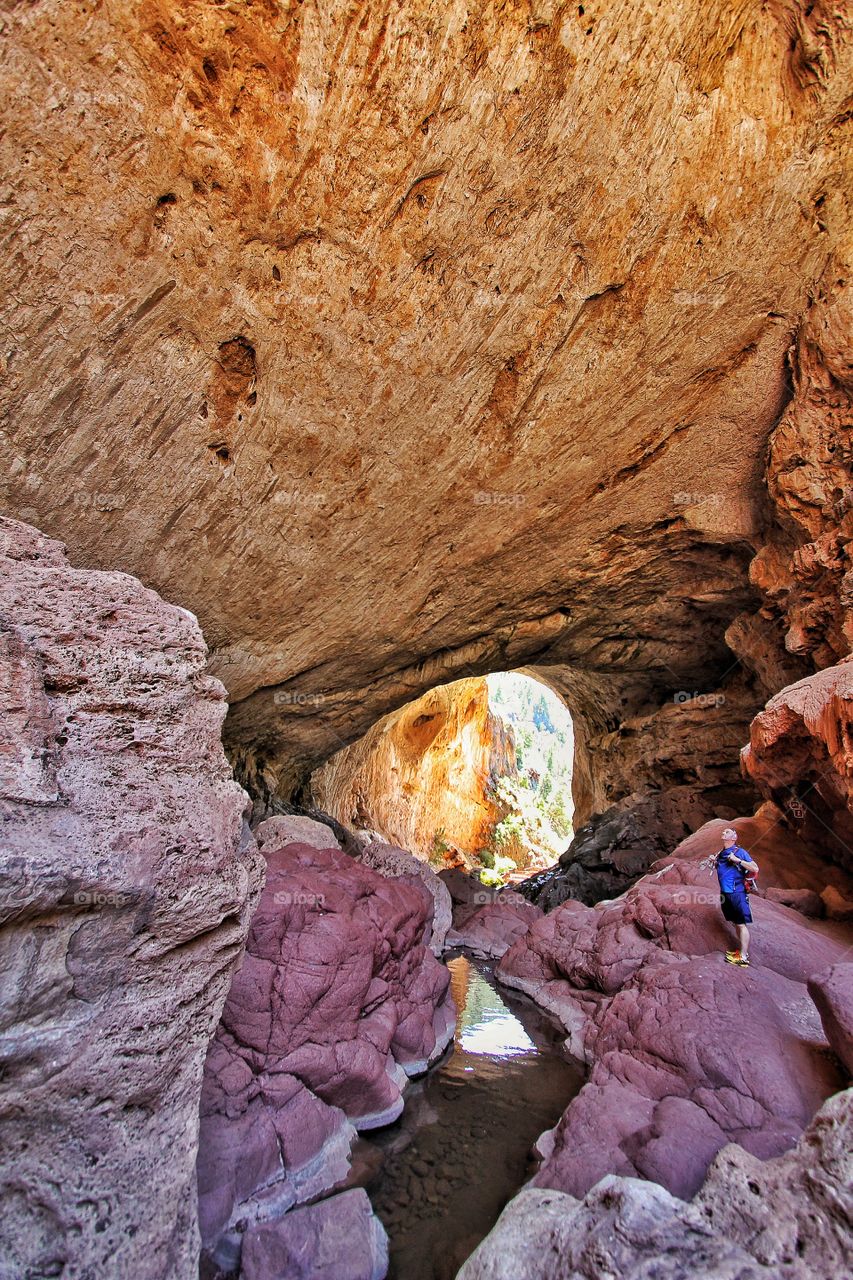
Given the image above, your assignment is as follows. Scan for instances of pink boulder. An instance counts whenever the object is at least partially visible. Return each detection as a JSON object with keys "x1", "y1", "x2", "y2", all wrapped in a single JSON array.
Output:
[
  {"x1": 197, "y1": 833, "x2": 455, "y2": 1263},
  {"x1": 446, "y1": 892, "x2": 543, "y2": 958},
  {"x1": 240, "y1": 1189, "x2": 387, "y2": 1280}
]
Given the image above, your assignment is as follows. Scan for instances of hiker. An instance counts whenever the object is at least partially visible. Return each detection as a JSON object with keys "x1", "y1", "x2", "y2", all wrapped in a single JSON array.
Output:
[{"x1": 715, "y1": 827, "x2": 759, "y2": 967}]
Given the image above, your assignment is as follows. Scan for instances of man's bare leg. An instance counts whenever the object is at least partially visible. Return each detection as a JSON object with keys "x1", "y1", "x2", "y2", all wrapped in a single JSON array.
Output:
[{"x1": 737, "y1": 923, "x2": 749, "y2": 957}]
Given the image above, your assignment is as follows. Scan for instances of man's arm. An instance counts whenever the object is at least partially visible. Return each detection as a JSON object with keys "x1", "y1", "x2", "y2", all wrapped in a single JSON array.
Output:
[{"x1": 728, "y1": 851, "x2": 759, "y2": 874}]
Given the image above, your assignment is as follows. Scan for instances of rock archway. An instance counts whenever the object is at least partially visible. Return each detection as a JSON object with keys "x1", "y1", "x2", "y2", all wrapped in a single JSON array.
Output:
[
  {"x1": 2, "y1": 0, "x2": 849, "y2": 823},
  {"x1": 309, "y1": 670, "x2": 575, "y2": 875}
]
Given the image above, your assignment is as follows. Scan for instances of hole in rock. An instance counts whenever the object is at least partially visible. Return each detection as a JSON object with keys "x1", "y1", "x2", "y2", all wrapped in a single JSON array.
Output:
[{"x1": 310, "y1": 672, "x2": 574, "y2": 883}]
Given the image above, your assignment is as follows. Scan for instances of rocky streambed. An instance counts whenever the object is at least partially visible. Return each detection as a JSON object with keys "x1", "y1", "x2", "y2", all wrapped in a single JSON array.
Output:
[{"x1": 362, "y1": 952, "x2": 584, "y2": 1280}]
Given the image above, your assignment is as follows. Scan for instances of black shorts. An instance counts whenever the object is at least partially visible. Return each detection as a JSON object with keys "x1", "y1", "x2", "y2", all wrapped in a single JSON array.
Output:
[{"x1": 720, "y1": 889, "x2": 752, "y2": 925}]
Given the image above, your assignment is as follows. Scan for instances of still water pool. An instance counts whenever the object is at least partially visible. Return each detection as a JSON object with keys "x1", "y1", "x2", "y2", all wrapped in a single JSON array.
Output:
[{"x1": 362, "y1": 951, "x2": 583, "y2": 1280}]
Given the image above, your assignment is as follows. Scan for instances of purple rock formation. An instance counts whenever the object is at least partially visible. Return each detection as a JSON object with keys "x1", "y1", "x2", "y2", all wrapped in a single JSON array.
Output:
[
  {"x1": 241, "y1": 1189, "x2": 388, "y2": 1280},
  {"x1": 808, "y1": 963, "x2": 853, "y2": 1076},
  {"x1": 197, "y1": 828, "x2": 455, "y2": 1268},
  {"x1": 458, "y1": 1088, "x2": 853, "y2": 1280},
  {"x1": 498, "y1": 849, "x2": 849, "y2": 1201},
  {"x1": 446, "y1": 892, "x2": 543, "y2": 958}
]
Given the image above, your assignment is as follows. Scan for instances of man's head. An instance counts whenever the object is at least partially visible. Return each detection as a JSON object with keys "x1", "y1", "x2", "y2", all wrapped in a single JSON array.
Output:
[{"x1": 722, "y1": 827, "x2": 738, "y2": 848}]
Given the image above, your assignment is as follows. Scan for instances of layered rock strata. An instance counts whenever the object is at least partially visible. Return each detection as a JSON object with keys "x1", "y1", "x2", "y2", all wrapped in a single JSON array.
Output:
[
  {"x1": 0, "y1": 516, "x2": 261, "y2": 1280},
  {"x1": 733, "y1": 281, "x2": 853, "y2": 678}
]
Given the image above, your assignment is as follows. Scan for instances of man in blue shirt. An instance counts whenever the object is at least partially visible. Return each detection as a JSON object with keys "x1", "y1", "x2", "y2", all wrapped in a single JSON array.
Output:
[{"x1": 715, "y1": 827, "x2": 759, "y2": 966}]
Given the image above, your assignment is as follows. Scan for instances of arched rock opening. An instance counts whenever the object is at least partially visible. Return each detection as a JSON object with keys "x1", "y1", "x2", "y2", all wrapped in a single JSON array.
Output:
[{"x1": 309, "y1": 671, "x2": 575, "y2": 878}]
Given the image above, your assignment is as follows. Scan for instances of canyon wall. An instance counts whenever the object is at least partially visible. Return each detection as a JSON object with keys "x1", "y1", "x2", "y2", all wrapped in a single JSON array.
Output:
[
  {"x1": 311, "y1": 676, "x2": 515, "y2": 862},
  {"x1": 0, "y1": 517, "x2": 262, "y2": 1280}
]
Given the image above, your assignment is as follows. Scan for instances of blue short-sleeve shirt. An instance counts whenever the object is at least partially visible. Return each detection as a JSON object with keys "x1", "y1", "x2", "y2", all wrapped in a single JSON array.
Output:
[{"x1": 716, "y1": 846, "x2": 750, "y2": 893}]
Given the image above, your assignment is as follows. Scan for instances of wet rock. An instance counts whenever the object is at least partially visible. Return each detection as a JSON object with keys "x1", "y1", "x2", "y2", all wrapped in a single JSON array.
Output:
[
  {"x1": 446, "y1": 893, "x2": 543, "y2": 959},
  {"x1": 0, "y1": 516, "x2": 262, "y2": 1280},
  {"x1": 458, "y1": 1087, "x2": 853, "y2": 1280},
  {"x1": 241, "y1": 1189, "x2": 388, "y2": 1280},
  {"x1": 808, "y1": 964, "x2": 853, "y2": 1075}
]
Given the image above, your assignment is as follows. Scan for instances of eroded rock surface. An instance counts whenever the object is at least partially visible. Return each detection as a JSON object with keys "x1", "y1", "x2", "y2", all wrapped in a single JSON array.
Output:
[
  {"x1": 312, "y1": 677, "x2": 515, "y2": 862},
  {"x1": 197, "y1": 827, "x2": 455, "y2": 1270},
  {"x1": 354, "y1": 834, "x2": 453, "y2": 955},
  {"x1": 808, "y1": 963, "x2": 853, "y2": 1076},
  {"x1": 0, "y1": 517, "x2": 261, "y2": 1280},
  {"x1": 734, "y1": 282, "x2": 853, "y2": 678},
  {"x1": 498, "y1": 826, "x2": 849, "y2": 1201},
  {"x1": 743, "y1": 658, "x2": 853, "y2": 872},
  {"x1": 240, "y1": 1189, "x2": 388, "y2": 1280},
  {"x1": 446, "y1": 892, "x2": 544, "y2": 959},
  {"x1": 457, "y1": 1087, "x2": 853, "y2": 1280}
]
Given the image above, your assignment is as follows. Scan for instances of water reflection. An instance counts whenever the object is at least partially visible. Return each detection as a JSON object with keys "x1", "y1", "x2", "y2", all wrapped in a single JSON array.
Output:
[
  {"x1": 454, "y1": 959, "x2": 536, "y2": 1057},
  {"x1": 364, "y1": 952, "x2": 583, "y2": 1280}
]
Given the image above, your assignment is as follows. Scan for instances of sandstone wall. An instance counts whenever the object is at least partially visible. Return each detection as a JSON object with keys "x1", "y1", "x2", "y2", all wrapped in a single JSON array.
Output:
[
  {"x1": 310, "y1": 676, "x2": 515, "y2": 861},
  {"x1": 731, "y1": 282, "x2": 853, "y2": 681},
  {"x1": 1, "y1": 0, "x2": 849, "y2": 796},
  {"x1": 0, "y1": 517, "x2": 262, "y2": 1280}
]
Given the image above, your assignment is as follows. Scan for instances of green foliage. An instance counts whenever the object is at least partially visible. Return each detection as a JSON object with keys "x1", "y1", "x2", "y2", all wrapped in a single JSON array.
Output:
[
  {"x1": 429, "y1": 825, "x2": 450, "y2": 867},
  {"x1": 484, "y1": 672, "x2": 575, "y2": 866},
  {"x1": 479, "y1": 853, "x2": 515, "y2": 887}
]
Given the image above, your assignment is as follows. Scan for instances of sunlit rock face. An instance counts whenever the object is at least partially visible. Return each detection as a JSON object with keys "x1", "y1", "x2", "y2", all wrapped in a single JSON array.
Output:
[
  {"x1": 0, "y1": 518, "x2": 262, "y2": 1280},
  {"x1": 1, "y1": 0, "x2": 850, "y2": 799},
  {"x1": 311, "y1": 677, "x2": 514, "y2": 861}
]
